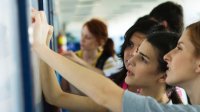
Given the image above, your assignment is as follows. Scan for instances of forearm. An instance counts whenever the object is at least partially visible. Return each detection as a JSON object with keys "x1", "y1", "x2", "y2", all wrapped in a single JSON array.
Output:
[
  {"x1": 76, "y1": 57, "x2": 104, "y2": 75},
  {"x1": 34, "y1": 45, "x2": 124, "y2": 112},
  {"x1": 39, "y1": 59, "x2": 63, "y2": 104},
  {"x1": 40, "y1": 59, "x2": 108, "y2": 112},
  {"x1": 84, "y1": 63, "x2": 104, "y2": 75}
]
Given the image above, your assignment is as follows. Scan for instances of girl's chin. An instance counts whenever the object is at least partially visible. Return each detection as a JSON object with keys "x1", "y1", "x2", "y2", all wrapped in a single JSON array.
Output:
[{"x1": 125, "y1": 77, "x2": 132, "y2": 85}]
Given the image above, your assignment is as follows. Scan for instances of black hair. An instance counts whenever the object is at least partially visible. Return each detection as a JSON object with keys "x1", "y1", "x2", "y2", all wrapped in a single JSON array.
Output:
[
  {"x1": 147, "y1": 32, "x2": 179, "y2": 72},
  {"x1": 96, "y1": 38, "x2": 115, "y2": 70},
  {"x1": 103, "y1": 38, "x2": 115, "y2": 57},
  {"x1": 149, "y1": 1, "x2": 184, "y2": 34},
  {"x1": 120, "y1": 18, "x2": 159, "y2": 60},
  {"x1": 147, "y1": 32, "x2": 182, "y2": 104}
]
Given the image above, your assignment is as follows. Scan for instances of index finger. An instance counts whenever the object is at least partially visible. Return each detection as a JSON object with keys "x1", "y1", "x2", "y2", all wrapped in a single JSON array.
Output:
[{"x1": 39, "y1": 11, "x2": 48, "y2": 24}]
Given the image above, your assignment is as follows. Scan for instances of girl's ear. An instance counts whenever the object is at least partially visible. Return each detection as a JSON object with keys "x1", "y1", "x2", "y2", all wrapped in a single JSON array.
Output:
[
  {"x1": 161, "y1": 20, "x2": 168, "y2": 29},
  {"x1": 100, "y1": 39, "x2": 106, "y2": 46},
  {"x1": 195, "y1": 58, "x2": 200, "y2": 74}
]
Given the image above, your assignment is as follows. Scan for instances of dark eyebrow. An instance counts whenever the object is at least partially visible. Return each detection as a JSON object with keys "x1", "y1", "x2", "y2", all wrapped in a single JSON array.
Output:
[
  {"x1": 139, "y1": 52, "x2": 150, "y2": 60},
  {"x1": 128, "y1": 40, "x2": 133, "y2": 44}
]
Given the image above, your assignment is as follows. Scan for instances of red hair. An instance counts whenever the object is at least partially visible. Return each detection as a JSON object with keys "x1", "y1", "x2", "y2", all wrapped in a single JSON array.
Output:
[{"x1": 83, "y1": 18, "x2": 108, "y2": 45}]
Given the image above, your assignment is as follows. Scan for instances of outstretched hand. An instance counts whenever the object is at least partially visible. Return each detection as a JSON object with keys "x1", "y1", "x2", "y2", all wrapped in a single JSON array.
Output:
[{"x1": 31, "y1": 9, "x2": 53, "y2": 47}]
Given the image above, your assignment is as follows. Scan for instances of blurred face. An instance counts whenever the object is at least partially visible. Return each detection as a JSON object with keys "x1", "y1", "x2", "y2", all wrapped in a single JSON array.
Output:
[
  {"x1": 164, "y1": 30, "x2": 199, "y2": 86},
  {"x1": 80, "y1": 26, "x2": 99, "y2": 51},
  {"x1": 124, "y1": 32, "x2": 146, "y2": 69},
  {"x1": 126, "y1": 40, "x2": 163, "y2": 88}
]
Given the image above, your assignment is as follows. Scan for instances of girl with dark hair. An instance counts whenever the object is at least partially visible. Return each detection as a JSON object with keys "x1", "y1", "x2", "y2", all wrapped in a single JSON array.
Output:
[
  {"x1": 149, "y1": 1, "x2": 184, "y2": 34},
  {"x1": 128, "y1": 32, "x2": 182, "y2": 104}
]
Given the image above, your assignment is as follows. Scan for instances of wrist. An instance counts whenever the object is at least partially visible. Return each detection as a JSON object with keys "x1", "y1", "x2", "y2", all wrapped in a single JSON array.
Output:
[{"x1": 32, "y1": 41, "x2": 47, "y2": 53}]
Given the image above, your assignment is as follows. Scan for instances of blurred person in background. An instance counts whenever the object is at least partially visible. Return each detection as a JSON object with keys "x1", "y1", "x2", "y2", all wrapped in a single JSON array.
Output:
[
  {"x1": 149, "y1": 1, "x2": 184, "y2": 34},
  {"x1": 61, "y1": 18, "x2": 121, "y2": 97}
]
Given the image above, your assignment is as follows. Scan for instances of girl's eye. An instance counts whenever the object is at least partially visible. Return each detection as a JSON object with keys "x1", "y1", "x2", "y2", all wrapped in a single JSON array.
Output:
[
  {"x1": 127, "y1": 42, "x2": 134, "y2": 48},
  {"x1": 175, "y1": 45, "x2": 182, "y2": 50},
  {"x1": 139, "y1": 55, "x2": 148, "y2": 64}
]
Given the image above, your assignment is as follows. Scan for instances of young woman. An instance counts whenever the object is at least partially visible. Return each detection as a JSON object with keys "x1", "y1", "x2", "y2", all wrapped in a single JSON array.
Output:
[
  {"x1": 164, "y1": 21, "x2": 200, "y2": 105},
  {"x1": 125, "y1": 32, "x2": 183, "y2": 104}
]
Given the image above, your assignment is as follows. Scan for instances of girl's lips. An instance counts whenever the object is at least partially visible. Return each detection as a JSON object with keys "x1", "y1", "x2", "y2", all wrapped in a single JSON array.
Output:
[
  {"x1": 166, "y1": 65, "x2": 170, "y2": 73},
  {"x1": 166, "y1": 68, "x2": 170, "y2": 74}
]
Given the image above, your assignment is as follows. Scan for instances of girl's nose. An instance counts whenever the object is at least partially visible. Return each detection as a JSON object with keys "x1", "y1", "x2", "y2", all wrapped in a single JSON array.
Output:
[{"x1": 127, "y1": 56, "x2": 136, "y2": 67}]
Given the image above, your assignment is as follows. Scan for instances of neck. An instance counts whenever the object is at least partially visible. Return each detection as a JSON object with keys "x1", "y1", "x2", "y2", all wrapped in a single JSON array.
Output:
[
  {"x1": 140, "y1": 84, "x2": 169, "y2": 104},
  {"x1": 181, "y1": 76, "x2": 200, "y2": 104},
  {"x1": 82, "y1": 50, "x2": 98, "y2": 64},
  {"x1": 128, "y1": 86, "x2": 138, "y2": 93}
]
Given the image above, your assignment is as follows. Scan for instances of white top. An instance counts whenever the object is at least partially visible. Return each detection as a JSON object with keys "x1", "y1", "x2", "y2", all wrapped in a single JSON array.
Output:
[{"x1": 103, "y1": 55, "x2": 123, "y2": 77}]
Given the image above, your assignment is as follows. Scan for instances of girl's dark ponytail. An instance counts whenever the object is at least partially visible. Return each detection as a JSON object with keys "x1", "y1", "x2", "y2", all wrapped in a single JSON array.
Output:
[{"x1": 167, "y1": 86, "x2": 183, "y2": 104}]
